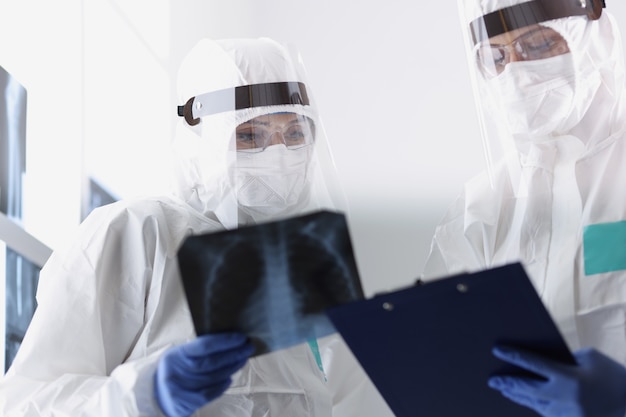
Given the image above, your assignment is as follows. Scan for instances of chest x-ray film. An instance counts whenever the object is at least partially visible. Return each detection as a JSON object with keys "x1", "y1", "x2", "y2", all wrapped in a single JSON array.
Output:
[
  {"x1": 327, "y1": 262, "x2": 575, "y2": 417},
  {"x1": 177, "y1": 210, "x2": 364, "y2": 355}
]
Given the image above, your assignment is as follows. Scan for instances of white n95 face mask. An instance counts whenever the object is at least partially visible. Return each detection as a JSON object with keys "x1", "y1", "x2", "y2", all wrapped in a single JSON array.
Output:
[
  {"x1": 232, "y1": 144, "x2": 312, "y2": 220},
  {"x1": 486, "y1": 53, "x2": 599, "y2": 139},
  {"x1": 488, "y1": 54, "x2": 577, "y2": 137}
]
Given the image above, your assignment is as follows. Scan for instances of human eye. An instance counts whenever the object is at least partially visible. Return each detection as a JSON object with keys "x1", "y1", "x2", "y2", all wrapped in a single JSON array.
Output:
[
  {"x1": 235, "y1": 127, "x2": 266, "y2": 149},
  {"x1": 283, "y1": 124, "x2": 308, "y2": 145},
  {"x1": 520, "y1": 29, "x2": 566, "y2": 58},
  {"x1": 525, "y1": 36, "x2": 554, "y2": 52},
  {"x1": 491, "y1": 47, "x2": 507, "y2": 66},
  {"x1": 477, "y1": 45, "x2": 506, "y2": 77}
]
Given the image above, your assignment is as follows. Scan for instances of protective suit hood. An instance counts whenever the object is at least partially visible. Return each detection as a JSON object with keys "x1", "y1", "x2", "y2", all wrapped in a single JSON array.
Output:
[
  {"x1": 425, "y1": 2, "x2": 626, "y2": 365},
  {"x1": 459, "y1": 0, "x2": 626, "y2": 173},
  {"x1": 171, "y1": 38, "x2": 344, "y2": 228}
]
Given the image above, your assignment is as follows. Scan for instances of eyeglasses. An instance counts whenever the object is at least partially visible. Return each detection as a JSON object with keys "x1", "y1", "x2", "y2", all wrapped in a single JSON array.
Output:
[
  {"x1": 476, "y1": 26, "x2": 570, "y2": 78},
  {"x1": 235, "y1": 114, "x2": 315, "y2": 153}
]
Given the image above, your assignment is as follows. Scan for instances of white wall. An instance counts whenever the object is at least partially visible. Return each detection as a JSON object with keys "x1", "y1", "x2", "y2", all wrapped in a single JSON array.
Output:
[
  {"x1": 0, "y1": 0, "x2": 83, "y2": 251},
  {"x1": 2, "y1": 1, "x2": 626, "y2": 296}
]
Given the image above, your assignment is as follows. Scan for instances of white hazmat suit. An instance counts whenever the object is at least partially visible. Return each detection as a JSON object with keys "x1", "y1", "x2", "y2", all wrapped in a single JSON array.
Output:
[
  {"x1": 425, "y1": 0, "x2": 626, "y2": 376},
  {"x1": 0, "y1": 38, "x2": 392, "y2": 417}
]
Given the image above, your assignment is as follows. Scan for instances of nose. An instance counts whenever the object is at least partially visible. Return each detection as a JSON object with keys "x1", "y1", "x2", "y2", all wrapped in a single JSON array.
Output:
[{"x1": 267, "y1": 130, "x2": 285, "y2": 147}]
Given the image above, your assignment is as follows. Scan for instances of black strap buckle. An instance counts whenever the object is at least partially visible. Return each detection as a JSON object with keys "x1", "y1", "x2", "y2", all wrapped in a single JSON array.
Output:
[
  {"x1": 586, "y1": 0, "x2": 605, "y2": 20},
  {"x1": 177, "y1": 97, "x2": 200, "y2": 126}
]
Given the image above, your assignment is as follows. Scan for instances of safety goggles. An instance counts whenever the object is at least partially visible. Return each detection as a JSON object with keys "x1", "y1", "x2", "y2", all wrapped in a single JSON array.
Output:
[
  {"x1": 469, "y1": 0, "x2": 605, "y2": 46},
  {"x1": 177, "y1": 81, "x2": 309, "y2": 126},
  {"x1": 476, "y1": 26, "x2": 570, "y2": 78},
  {"x1": 235, "y1": 114, "x2": 315, "y2": 153}
]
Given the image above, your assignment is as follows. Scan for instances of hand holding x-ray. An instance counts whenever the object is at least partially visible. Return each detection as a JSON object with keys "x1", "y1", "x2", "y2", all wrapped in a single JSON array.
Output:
[{"x1": 154, "y1": 333, "x2": 255, "y2": 417}]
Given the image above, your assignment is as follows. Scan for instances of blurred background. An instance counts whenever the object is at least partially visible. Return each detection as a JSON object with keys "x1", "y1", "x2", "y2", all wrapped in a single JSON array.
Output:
[{"x1": 1, "y1": 0, "x2": 625, "y2": 370}]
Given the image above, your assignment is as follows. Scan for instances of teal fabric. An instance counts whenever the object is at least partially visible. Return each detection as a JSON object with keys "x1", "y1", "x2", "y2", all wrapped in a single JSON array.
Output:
[
  {"x1": 583, "y1": 221, "x2": 626, "y2": 275},
  {"x1": 307, "y1": 338, "x2": 326, "y2": 380}
]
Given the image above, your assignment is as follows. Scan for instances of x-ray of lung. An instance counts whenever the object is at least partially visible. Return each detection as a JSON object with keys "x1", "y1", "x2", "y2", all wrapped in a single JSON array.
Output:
[{"x1": 177, "y1": 210, "x2": 365, "y2": 356}]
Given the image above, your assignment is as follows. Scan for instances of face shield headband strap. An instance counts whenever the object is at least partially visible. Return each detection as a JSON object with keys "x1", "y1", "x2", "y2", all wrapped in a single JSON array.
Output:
[
  {"x1": 177, "y1": 81, "x2": 310, "y2": 126},
  {"x1": 469, "y1": 0, "x2": 606, "y2": 45}
]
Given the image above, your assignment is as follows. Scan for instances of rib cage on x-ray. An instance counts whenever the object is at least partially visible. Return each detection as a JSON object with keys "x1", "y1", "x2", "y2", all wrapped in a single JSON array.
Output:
[{"x1": 177, "y1": 211, "x2": 364, "y2": 355}]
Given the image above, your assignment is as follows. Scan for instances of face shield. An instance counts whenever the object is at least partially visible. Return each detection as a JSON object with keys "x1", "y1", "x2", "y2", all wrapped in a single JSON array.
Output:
[
  {"x1": 172, "y1": 38, "x2": 347, "y2": 229},
  {"x1": 457, "y1": 0, "x2": 622, "y2": 195}
]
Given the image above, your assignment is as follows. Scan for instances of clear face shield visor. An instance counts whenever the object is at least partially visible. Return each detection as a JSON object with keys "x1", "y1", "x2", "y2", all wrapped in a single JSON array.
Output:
[
  {"x1": 460, "y1": 0, "x2": 605, "y2": 192},
  {"x1": 175, "y1": 70, "x2": 346, "y2": 228},
  {"x1": 178, "y1": 81, "x2": 316, "y2": 152}
]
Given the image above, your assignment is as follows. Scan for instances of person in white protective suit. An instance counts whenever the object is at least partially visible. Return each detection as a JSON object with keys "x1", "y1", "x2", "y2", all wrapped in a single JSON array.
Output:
[
  {"x1": 0, "y1": 38, "x2": 393, "y2": 417},
  {"x1": 423, "y1": 0, "x2": 626, "y2": 416}
]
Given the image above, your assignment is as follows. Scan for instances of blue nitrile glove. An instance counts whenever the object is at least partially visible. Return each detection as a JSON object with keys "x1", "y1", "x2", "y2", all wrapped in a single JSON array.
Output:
[
  {"x1": 488, "y1": 345, "x2": 626, "y2": 417},
  {"x1": 154, "y1": 333, "x2": 255, "y2": 417}
]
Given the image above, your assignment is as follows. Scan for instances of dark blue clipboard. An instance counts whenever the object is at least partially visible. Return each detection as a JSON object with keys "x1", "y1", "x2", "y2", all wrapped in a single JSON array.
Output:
[{"x1": 326, "y1": 262, "x2": 576, "y2": 417}]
